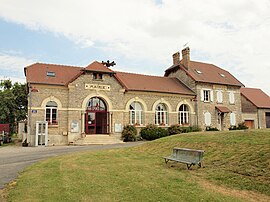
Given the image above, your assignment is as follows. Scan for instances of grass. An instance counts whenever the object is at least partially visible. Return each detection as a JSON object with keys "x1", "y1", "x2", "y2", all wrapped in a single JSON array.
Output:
[{"x1": 7, "y1": 129, "x2": 270, "y2": 202}]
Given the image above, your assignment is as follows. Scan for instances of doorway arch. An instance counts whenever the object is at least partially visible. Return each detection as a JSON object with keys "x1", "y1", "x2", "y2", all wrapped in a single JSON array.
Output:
[{"x1": 85, "y1": 97, "x2": 109, "y2": 134}]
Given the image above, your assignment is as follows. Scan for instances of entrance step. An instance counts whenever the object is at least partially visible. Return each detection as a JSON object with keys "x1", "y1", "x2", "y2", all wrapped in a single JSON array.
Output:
[{"x1": 73, "y1": 134, "x2": 123, "y2": 145}]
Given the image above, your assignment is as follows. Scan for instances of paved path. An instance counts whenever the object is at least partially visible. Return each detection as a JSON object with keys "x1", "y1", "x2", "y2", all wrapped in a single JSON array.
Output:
[{"x1": 0, "y1": 142, "x2": 144, "y2": 189}]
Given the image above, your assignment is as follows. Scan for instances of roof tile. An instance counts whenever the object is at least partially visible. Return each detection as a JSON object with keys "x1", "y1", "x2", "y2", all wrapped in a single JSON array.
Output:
[
  {"x1": 115, "y1": 71, "x2": 195, "y2": 95},
  {"x1": 85, "y1": 61, "x2": 115, "y2": 73},
  {"x1": 240, "y1": 88, "x2": 270, "y2": 108},
  {"x1": 25, "y1": 63, "x2": 82, "y2": 86},
  {"x1": 165, "y1": 60, "x2": 244, "y2": 87}
]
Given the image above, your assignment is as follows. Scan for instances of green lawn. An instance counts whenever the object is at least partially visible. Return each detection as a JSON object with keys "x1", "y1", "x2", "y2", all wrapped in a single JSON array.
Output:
[{"x1": 7, "y1": 129, "x2": 270, "y2": 202}]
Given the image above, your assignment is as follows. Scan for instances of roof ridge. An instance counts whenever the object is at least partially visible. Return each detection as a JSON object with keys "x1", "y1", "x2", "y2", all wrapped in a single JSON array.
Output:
[
  {"x1": 116, "y1": 71, "x2": 170, "y2": 79},
  {"x1": 28, "y1": 62, "x2": 83, "y2": 69},
  {"x1": 241, "y1": 87, "x2": 261, "y2": 90}
]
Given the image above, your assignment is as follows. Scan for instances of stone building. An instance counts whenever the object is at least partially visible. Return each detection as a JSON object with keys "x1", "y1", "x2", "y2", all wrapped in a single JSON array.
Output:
[
  {"x1": 165, "y1": 47, "x2": 244, "y2": 131},
  {"x1": 25, "y1": 60, "x2": 196, "y2": 146},
  {"x1": 240, "y1": 88, "x2": 270, "y2": 129},
  {"x1": 24, "y1": 47, "x2": 267, "y2": 146}
]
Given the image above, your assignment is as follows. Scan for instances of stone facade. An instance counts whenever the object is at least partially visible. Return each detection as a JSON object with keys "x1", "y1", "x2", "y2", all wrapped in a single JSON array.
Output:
[
  {"x1": 27, "y1": 48, "x2": 269, "y2": 146},
  {"x1": 241, "y1": 95, "x2": 270, "y2": 129},
  {"x1": 167, "y1": 68, "x2": 242, "y2": 130},
  {"x1": 28, "y1": 71, "x2": 195, "y2": 146}
]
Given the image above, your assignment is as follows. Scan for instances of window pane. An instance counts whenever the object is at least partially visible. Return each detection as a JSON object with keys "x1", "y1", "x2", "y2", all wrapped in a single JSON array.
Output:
[
  {"x1": 46, "y1": 109, "x2": 51, "y2": 122},
  {"x1": 88, "y1": 97, "x2": 106, "y2": 111},
  {"x1": 46, "y1": 101, "x2": 57, "y2": 107},
  {"x1": 135, "y1": 102, "x2": 142, "y2": 110},
  {"x1": 129, "y1": 102, "x2": 143, "y2": 125}
]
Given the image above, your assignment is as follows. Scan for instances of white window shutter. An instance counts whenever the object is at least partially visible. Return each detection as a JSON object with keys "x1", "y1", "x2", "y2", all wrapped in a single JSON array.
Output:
[
  {"x1": 229, "y1": 92, "x2": 235, "y2": 104},
  {"x1": 220, "y1": 91, "x2": 223, "y2": 103},
  {"x1": 217, "y1": 91, "x2": 223, "y2": 103},
  {"x1": 210, "y1": 90, "x2": 214, "y2": 102},
  {"x1": 230, "y1": 113, "x2": 236, "y2": 126},
  {"x1": 204, "y1": 112, "x2": 211, "y2": 126},
  {"x1": 200, "y1": 90, "x2": 204, "y2": 101}
]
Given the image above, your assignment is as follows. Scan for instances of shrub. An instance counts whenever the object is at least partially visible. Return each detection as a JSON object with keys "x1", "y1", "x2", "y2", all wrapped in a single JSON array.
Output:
[
  {"x1": 237, "y1": 122, "x2": 249, "y2": 130},
  {"x1": 121, "y1": 125, "x2": 137, "y2": 142},
  {"x1": 229, "y1": 122, "x2": 248, "y2": 130},
  {"x1": 168, "y1": 125, "x2": 201, "y2": 135},
  {"x1": 190, "y1": 126, "x2": 201, "y2": 132},
  {"x1": 168, "y1": 124, "x2": 182, "y2": 135},
  {"x1": 140, "y1": 124, "x2": 169, "y2": 140},
  {"x1": 206, "y1": 126, "x2": 219, "y2": 131},
  {"x1": 229, "y1": 126, "x2": 237, "y2": 130}
]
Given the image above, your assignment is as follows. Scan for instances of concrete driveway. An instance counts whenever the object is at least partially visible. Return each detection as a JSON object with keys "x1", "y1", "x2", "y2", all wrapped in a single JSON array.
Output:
[{"x1": 0, "y1": 142, "x2": 143, "y2": 189}]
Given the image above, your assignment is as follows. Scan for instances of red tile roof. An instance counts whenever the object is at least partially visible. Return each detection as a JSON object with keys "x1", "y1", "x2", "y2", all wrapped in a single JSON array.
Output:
[
  {"x1": 165, "y1": 60, "x2": 244, "y2": 87},
  {"x1": 85, "y1": 61, "x2": 115, "y2": 73},
  {"x1": 115, "y1": 71, "x2": 195, "y2": 95},
  {"x1": 216, "y1": 106, "x2": 231, "y2": 113},
  {"x1": 240, "y1": 88, "x2": 270, "y2": 108},
  {"x1": 25, "y1": 63, "x2": 83, "y2": 86}
]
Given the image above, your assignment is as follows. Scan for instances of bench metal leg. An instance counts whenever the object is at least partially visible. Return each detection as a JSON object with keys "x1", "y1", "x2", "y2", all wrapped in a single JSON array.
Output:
[
  {"x1": 187, "y1": 164, "x2": 193, "y2": 170},
  {"x1": 164, "y1": 159, "x2": 169, "y2": 164},
  {"x1": 198, "y1": 162, "x2": 202, "y2": 168}
]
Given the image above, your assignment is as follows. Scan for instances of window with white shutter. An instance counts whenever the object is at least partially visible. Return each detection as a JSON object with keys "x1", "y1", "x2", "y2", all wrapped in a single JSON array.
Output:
[
  {"x1": 210, "y1": 90, "x2": 213, "y2": 102},
  {"x1": 204, "y1": 112, "x2": 211, "y2": 126},
  {"x1": 230, "y1": 112, "x2": 236, "y2": 126},
  {"x1": 200, "y1": 89, "x2": 204, "y2": 101},
  {"x1": 217, "y1": 91, "x2": 223, "y2": 103},
  {"x1": 203, "y1": 90, "x2": 210, "y2": 102},
  {"x1": 229, "y1": 92, "x2": 235, "y2": 104}
]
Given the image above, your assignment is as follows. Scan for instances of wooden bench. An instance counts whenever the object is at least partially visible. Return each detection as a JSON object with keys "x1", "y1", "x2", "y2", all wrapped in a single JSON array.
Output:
[{"x1": 164, "y1": 147, "x2": 204, "y2": 169}]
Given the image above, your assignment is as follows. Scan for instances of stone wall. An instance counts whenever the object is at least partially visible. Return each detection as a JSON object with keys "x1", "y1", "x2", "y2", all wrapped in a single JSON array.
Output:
[
  {"x1": 28, "y1": 84, "x2": 69, "y2": 146},
  {"x1": 167, "y1": 69, "x2": 196, "y2": 91},
  {"x1": 195, "y1": 83, "x2": 242, "y2": 130},
  {"x1": 258, "y1": 109, "x2": 270, "y2": 129},
  {"x1": 28, "y1": 71, "x2": 196, "y2": 145},
  {"x1": 166, "y1": 67, "x2": 242, "y2": 130},
  {"x1": 241, "y1": 95, "x2": 257, "y2": 113}
]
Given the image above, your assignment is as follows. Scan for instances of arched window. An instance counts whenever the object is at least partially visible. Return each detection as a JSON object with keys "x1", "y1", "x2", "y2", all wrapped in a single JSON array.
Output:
[
  {"x1": 87, "y1": 97, "x2": 107, "y2": 111},
  {"x1": 46, "y1": 101, "x2": 58, "y2": 125},
  {"x1": 155, "y1": 103, "x2": 168, "y2": 125},
  {"x1": 179, "y1": 104, "x2": 189, "y2": 125},
  {"x1": 130, "y1": 102, "x2": 143, "y2": 125}
]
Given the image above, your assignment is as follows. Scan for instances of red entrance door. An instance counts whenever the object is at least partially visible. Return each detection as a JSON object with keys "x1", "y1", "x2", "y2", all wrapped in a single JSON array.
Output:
[
  {"x1": 85, "y1": 111, "x2": 109, "y2": 134},
  {"x1": 85, "y1": 97, "x2": 109, "y2": 134}
]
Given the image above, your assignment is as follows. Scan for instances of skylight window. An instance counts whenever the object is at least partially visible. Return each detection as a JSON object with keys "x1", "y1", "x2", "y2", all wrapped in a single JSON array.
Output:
[
  {"x1": 195, "y1": 69, "x2": 202, "y2": 74},
  {"x1": 219, "y1": 73, "x2": 225, "y2": 78},
  {"x1": 47, "y1": 71, "x2": 55, "y2": 77}
]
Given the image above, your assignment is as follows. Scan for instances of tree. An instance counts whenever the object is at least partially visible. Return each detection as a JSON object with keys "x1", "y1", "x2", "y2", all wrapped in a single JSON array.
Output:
[{"x1": 0, "y1": 79, "x2": 28, "y2": 133}]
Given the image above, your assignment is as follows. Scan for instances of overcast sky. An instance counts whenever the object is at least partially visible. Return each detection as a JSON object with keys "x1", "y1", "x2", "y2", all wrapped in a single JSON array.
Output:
[{"x1": 0, "y1": 0, "x2": 270, "y2": 95}]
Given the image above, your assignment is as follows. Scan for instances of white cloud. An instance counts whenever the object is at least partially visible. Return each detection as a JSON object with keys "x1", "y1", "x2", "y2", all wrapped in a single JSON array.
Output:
[
  {"x1": 0, "y1": 0, "x2": 270, "y2": 94},
  {"x1": 0, "y1": 75, "x2": 25, "y2": 84},
  {"x1": 0, "y1": 52, "x2": 34, "y2": 84},
  {"x1": 0, "y1": 53, "x2": 34, "y2": 71}
]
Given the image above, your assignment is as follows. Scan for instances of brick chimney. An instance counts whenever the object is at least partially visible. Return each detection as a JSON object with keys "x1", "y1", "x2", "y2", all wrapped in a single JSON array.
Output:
[
  {"x1": 172, "y1": 52, "x2": 180, "y2": 65},
  {"x1": 181, "y1": 47, "x2": 190, "y2": 70}
]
